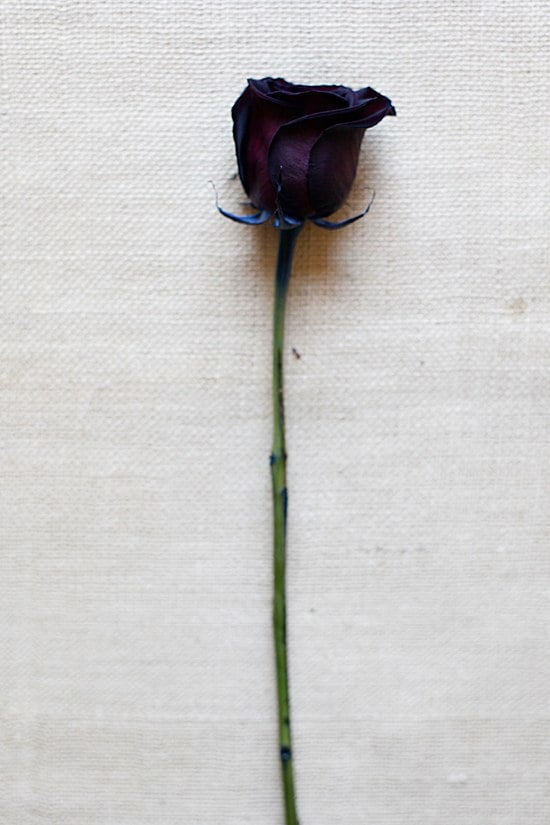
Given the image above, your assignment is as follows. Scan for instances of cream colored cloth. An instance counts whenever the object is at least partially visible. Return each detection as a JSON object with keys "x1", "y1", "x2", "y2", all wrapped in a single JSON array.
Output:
[{"x1": 1, "y1": 2, "x2": 549, "y2": 823}]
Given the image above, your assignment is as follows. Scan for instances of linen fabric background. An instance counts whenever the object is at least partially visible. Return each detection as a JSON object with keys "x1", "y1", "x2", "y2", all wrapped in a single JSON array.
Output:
[{"x1": 1, "y1": 2, "x2": 549, "y2": 824}]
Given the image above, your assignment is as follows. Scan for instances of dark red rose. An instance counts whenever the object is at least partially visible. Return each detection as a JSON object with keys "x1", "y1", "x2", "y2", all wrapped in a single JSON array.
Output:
[{"x1": 231, "y1": 77, "x2": 395, "y2": 226}]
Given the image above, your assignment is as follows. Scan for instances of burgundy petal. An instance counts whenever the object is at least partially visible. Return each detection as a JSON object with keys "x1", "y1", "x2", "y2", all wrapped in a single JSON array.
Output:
[
  {"x1": 231, "y1": 85, "x2": 253, "y2": 192},
  {"x1": 267, "y1": 118, "x2": 328, "y2": 218},
  {"x1": 269, "y1": 88, "x2": 350, "y2": 114},
  {"x1": 266, "y1": 91, "x2": 392, "y2": 219},
  {"x1": 307, "y1": 126, "x2": 365, "y2": 217},
  {"x1": 237, "y1": 80, "x2": 305, "y2": 212},
  {"x1": 308, "y1": 95, "x2": 395, "y2": 216}
]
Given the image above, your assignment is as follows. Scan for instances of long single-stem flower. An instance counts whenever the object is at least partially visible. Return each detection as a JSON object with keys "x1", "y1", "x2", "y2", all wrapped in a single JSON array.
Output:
[
  {"x1": 218, "y1": 77, "x2": 395, "y2": 825},
  {"x1": 270, "y1": 223, "x2": 302, "y2": 825}
]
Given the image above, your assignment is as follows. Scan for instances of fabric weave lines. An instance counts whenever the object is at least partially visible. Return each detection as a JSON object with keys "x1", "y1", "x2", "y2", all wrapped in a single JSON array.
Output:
[{"x1": 1, "y1": 2, "x2": 549, "y2": 823}]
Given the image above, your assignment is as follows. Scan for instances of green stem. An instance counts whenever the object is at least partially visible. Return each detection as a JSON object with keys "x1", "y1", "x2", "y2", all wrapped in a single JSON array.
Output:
[{"x1": 271, "y1": 226, "x2": 302, "y2": 825}]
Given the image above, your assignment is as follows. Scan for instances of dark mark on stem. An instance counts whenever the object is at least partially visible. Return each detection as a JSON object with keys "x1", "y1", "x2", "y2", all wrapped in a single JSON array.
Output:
[{"x1": 280, "y1": 746, "x2": 292, "y2": 762}]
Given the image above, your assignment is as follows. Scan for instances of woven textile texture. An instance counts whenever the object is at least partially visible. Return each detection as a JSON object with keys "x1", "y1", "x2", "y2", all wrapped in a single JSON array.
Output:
[{"x1": 1, "y1": 2, "x2": 549, "y2": 823}]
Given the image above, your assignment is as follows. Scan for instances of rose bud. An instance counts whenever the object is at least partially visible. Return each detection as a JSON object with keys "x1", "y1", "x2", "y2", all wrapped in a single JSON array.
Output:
[{"x1": 227, "y1": 77, "x2": 395, "y2": 228}]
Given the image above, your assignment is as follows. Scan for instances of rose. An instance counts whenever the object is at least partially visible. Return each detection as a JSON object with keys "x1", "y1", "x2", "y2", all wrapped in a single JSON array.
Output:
[
  {"x1": 230, "y1": 77, "x2": 395, "y2": 227},
  {"x1": 219, "y1": 76, "x2": 396, "y2": 825}
]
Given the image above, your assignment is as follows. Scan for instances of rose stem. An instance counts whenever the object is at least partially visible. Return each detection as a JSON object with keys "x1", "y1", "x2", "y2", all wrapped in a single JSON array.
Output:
[{"x1": 271, "y1": 224, "x2": 302, "y2": 825}]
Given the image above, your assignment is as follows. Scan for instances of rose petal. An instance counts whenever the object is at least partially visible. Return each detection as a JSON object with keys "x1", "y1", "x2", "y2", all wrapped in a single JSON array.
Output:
[
  {"x1": 266, "y1": 91, "x2": 391, "y2": 218},
  {"x1": 307, "y1": 126, "x2": 365, "y2": 217},
  {"x1": 270, "y1": 89, "x2": 350, "y2": 114},
  {"x1": 267, "y1": 118, "x2": 326, "y2": 218},
  {"x1": 235, "y1": 79, "x2": 313, "y2": 212},
  {"x1": 308, "y1": 95, "x2": 395, "y2": 216},
  {"x1": 231, "y1": 86, "x2": 253, "y2": 192}
]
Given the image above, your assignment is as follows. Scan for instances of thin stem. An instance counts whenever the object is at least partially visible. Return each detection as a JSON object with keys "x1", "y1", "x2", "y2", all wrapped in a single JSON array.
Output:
[{"x1": 271, "y1": 225, "x2": 302, "y2": 825}]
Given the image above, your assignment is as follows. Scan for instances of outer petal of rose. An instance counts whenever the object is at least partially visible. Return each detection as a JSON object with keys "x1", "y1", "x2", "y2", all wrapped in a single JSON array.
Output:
[
  {"x1": 268, "y1": 113, "x2": 365, "y2": 219},
  {"x1": 267, "y1": 118, "x2": 325, "y2": 218},
  {"x1": 231, "y1": 85, "x2": 254, "y2": 193},
  {"x1": 232, "y1": 79, "x2": 295, "y2": 206},
  {"x1": 241, "y1": 80, "x2": 302, "y2": 212},
  {"x1": 266, "y1": 92, "x2": 391, "y2": 219},
  {"x1": 355, "y1": 86, "x2": 396, "y2": 112},
  {"x1": 307, "y1": 97, "x2": 395, "y2": 217},
  {"x1": 307, "y1": 126, "x2": 365, "y2": 217}
]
